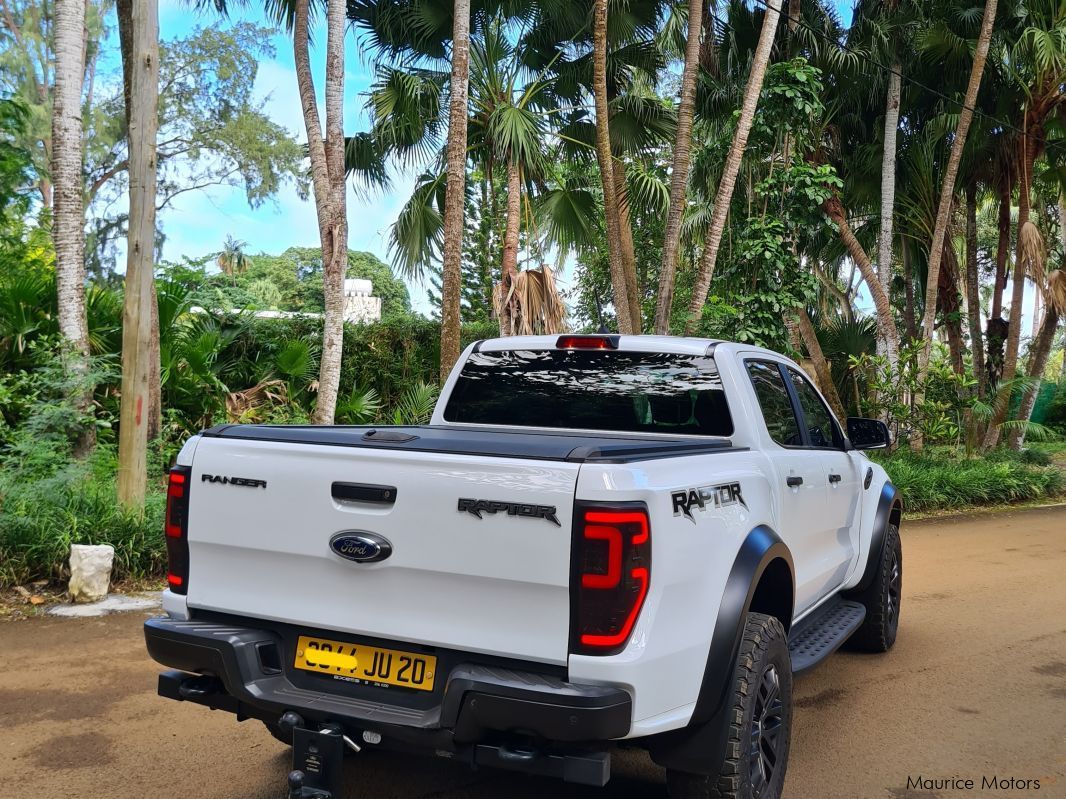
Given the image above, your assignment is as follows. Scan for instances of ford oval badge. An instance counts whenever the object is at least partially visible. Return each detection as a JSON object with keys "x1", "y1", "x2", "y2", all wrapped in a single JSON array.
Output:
[{"x1": 329, "y1": 532, "x2": 392, "y2": 563}]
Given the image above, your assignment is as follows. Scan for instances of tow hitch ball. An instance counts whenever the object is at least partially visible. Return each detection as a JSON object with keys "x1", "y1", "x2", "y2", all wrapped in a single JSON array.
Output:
[{"x1": 282, "y1": 713, "x2": 359, "y2": 799}]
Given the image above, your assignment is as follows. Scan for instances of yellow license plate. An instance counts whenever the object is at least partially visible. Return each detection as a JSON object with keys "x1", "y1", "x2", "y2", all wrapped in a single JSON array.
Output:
[{"x1": 293, "y1": 635, "x2": 437, "y2": 692}]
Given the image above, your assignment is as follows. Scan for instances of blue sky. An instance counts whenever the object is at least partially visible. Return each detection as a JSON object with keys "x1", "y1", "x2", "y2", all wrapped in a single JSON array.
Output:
[
  {"x1": 153, "y1": 0, "x2": 414, "y2": 285},
  {"x1": 148, "y1": 1, "x2": 858, "y2": 315}
]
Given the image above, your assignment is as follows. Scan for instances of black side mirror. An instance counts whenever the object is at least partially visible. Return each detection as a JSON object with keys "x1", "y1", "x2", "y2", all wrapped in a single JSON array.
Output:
[{"x1": 847, "y1": 417, "x2": 891, "y2": 450}]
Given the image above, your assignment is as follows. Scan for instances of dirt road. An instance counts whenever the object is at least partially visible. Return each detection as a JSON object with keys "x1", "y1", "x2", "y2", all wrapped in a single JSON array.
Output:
[{"x1": 2, "y1": 506, "x2": 1065, "y2": 799}]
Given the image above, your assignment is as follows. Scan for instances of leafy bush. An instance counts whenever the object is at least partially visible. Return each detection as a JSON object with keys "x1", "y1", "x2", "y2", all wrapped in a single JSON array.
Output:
[
  {"x1": 880, "y1": 452, "x2": 1064, "y2": 513},
  {"x1": 0, "y1": 454, "x2": 166, "y2": 587},
  {"x1": 984, "y1": 446, "x2": 1053, "y2": 467},
  {"x1": 852, "y1": 342, "x2": 977, "y2": 447},
  {"x1": 0, "y1": 343, "x2": 164, "y2": 587}
]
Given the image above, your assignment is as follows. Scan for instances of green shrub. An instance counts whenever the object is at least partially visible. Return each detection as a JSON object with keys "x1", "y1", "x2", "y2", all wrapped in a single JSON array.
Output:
[
  {"x1": 0, "y1": 344, "x2": 164, "y2": 587},
  {"x1": 880, "y1": 452, "x2": 1064, "y2": 513},
  {"x1": 984, "y1": 447, "x2": 1053, "y2": 467},
  {"x1": 0, "y1": 454, "x2": 166, "y2": 587}
]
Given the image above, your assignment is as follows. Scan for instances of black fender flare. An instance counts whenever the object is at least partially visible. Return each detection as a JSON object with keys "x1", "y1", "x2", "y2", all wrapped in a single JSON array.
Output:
[
  {"x1": 648, "y1": 525, "x2": 794, "y2": 775},
  {"x1": 852, "y1": 482, "x2": 901, "y2": 593}
]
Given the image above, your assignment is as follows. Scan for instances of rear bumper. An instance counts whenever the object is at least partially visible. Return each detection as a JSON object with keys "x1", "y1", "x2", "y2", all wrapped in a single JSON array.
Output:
[{"x1": 144, "y1": 617, "x2": 632, "y2": 746}]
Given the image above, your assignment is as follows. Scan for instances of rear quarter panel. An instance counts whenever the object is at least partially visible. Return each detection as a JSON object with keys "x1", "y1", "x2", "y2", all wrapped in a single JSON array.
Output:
[{"x1": 569, "y1": 449, "x2": 777, "y2": 737}]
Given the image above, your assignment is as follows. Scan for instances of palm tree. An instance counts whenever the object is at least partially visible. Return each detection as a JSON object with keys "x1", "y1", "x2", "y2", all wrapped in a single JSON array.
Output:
[
  {"x1": 983, "y1": 0, "x2": 1066, "y2": 449},
  {"x1": 964, "y1": 181, "x2": 986, "y2": 397},
  {"x1": 853, "y1": 0, "x2": 908, "y2": 367},
  {"x1": 912, "y1": 0, "x2": 998, "y2": 451},
  {"x1": 216, "y1": 235, "x2": 251, "y2": 283},
  {"x1": 467, "y1": 23, "x2": 550, "y2": 334},
  {"x1": 51, "y1": 0, "x2": 93, "y2": 454},
  {"x1": 654, "y1": 0, "x2": 703, "y2": 335},
  {"x1": 682, "y1": 0, "x2": 782, "y2": 336},
  {"x1": 366, "y1": 17, "x2": 562, "y2": 335},
  {"x1": 1008, "y1": 258, "x2": 1065, "y2": 447},
  {"x1": 440, "y1": 0, "x2": 471, "y2": 373},
  {"x1": 592, "y1": 0, "x2": 635, "y2": 333}
]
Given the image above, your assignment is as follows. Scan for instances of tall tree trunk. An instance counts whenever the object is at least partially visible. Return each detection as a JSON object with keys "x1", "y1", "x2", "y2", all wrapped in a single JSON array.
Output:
[
  {"x1": 499, "y1": 161, "x2": 521, "y2": 336},
  {"x1": 902, "y1": 236, "x2": 917, "y2": 342},
  {"x1": 938, "y1": 237, "x2": 966, "y2": 377},
  {"x1": 794, "y1": 306, "x2": 847, "y2": 421},
  {"x1": 985, "y1": 179, "x2": 1012, "y2": 388},
  {"x1": 984, "y1": 127, "x2": 1039, "y2": 450},
  {"x1": 293, "y1": 0, "x2": 347, "y2": 423},
  {"x1": 311, "y1": 0, "x2": 349, "y2": 423},
  {"x1": 813, "y1": 261, "x2": 853, "y2": 322},
  {"x1": 147, "y1": 284, "x2": 161, "y2": 441},
  {"x1": 913, "y1": 0, "x2": 996, "y2": 451},
  {"x1": 440, "y1": 0, "x2": 471, "y2": 371},
  {"x1": 824, "y1": 197, "x2": 900, "y2": 357},
  {"x1": 1006, "y1": 193, "x2": 1066, "y2": 450},
  {"x1": 654, "y1": 0, "x2": 703, "y2": 334},
  {"x1": 990, "y1": 178, "x2": 1011, "y2": 319},
  {"x1": 117, "y1": 0, "x2": 161, "y2": 444},
  {"x1": 984, "y1": 140, "x2": 1038, "y2": 449},
  {"x1": 683, "y1": 0, "x2": 782, "y2": 336},
  {"x1": 613, "y1": 159, "x2": 643, "y2": 331},
  {"x1": 1007, "y1": 307, "x2": 1059, "y2": 449},
  {"x1": 116, "y1": 0, "x2": 158, "y2": 508},
  {"x1": 592, "y1": 0, "x2": 633, "y2": 334},
  {"x1": 788, "y1": 0, "x2": 801, "y2": 34},
  {"x1": 52, "y1": 0, "x2": 94, "y2": 455},
  {"x1": 876, "y1": 64, "x2": 902, "y2": 367},
  {"x1": 965, "y1": 183, "x2": 986, "y2": 397},
  {"x1": 1031, "y1": 287, "x2": 1043, "y2": 339}
]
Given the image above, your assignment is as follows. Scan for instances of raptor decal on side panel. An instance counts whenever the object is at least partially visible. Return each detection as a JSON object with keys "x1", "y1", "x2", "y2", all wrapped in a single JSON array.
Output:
[{"x1": 672, "y1": 482, "x2": 747, "y2": 522}]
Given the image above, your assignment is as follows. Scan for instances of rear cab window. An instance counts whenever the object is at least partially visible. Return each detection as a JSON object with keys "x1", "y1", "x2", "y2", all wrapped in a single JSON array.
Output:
[
  {"x1": 745, "y1": 360, "x2": 803, "y2": 446},
  {"x1": 786, "y1": 368, "x2": 845, "y2": 449},
  {"x1": 444, "y1": 350, "x2": 734, "y2": 436}
]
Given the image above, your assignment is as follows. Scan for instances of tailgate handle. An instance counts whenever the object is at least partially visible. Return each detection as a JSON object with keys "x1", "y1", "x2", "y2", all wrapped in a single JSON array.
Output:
[{"x1": 332, "y1": 482, "x2": 398, "y2": 505}]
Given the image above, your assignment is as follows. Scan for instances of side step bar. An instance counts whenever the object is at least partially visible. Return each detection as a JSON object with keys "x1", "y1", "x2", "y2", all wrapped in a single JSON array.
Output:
[{"x1": 788, "y1": 597, "x2": 866, "y2": 674}]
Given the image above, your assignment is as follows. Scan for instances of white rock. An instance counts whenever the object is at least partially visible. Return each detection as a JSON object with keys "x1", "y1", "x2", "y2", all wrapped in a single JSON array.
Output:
[{"x1": 68, "y1": 544, "x2": 115, "y2": 603}]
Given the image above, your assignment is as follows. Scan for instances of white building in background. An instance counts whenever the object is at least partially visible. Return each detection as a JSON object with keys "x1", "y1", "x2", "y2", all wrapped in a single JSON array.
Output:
[
  {"x1": 343, "y1": 279, "x2": 382, "y2": 324},
  {"x1": 190, "y1": 280, "x2": 382, "y2": 324}
]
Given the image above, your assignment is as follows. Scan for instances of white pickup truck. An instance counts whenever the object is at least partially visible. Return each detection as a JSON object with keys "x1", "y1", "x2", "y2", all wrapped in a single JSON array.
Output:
[{"x1": 145, "y1": 334, "x2": 902, "y2": 799}]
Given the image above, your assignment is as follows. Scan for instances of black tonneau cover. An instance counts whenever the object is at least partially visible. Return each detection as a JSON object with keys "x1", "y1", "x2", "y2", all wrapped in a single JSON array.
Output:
[{"x1": 200, "y1": 424, "x2": 740, "y2": 464}]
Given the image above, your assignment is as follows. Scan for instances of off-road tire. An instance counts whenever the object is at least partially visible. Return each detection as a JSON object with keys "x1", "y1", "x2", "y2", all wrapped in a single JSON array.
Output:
[
  {"x1": 846, "y1": 523, "x2": 902, "y2": 652},
  {"x1": 666, "y1": 612, "x2": 792, "y2": 799}
]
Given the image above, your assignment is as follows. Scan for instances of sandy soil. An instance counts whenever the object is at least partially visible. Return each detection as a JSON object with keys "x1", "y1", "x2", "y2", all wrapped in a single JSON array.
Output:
[{"x1": 1, "y1": 506, "x2": 1064, "y2": 799}]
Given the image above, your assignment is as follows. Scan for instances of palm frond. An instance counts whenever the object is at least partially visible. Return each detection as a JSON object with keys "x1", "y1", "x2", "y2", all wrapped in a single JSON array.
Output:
[{"x1": 391, "y1": 381, "x2": 438, "y2": 425}]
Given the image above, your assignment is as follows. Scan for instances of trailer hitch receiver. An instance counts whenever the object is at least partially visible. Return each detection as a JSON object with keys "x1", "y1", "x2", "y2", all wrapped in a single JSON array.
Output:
[{"x1": 287, "y1": 724, "x2": 346, "y2": 799}]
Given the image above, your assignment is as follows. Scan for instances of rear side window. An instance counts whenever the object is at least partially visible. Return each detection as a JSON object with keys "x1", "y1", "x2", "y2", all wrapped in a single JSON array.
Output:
[
  {"x1": 746, "y1": 361, "x2": 802, "y2": 446},
  {"x1": 444, "y1": 350, "x2": 733, "y2": 436},
  {"x1": 787, "y1": 368, "x2": 844, "y2": 449}
]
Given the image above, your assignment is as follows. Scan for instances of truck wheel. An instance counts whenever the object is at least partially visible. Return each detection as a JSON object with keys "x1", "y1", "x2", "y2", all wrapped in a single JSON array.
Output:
[
  {"x1": 667, "y1": 612, "x2": 792, "y2": 799},
  {"x1": 846, "y1": 523, "x2": 902, "y2": 653}
]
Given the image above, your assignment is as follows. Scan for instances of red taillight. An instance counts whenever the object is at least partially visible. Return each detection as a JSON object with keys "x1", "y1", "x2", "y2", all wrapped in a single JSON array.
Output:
[
  {"x1": 556, "y1": 334, "x2": 619, "y2": 350},
  {"x1": 571, "y1": 505, "x2": 651, "y2": 655},
  {"x1": 165, "y1": 466, "x2": 191, "y2": 595}
]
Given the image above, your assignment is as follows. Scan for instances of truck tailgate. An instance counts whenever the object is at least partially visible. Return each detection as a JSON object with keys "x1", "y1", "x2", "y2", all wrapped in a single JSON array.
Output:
[{"x1": 186, "y1": 436, "x2": 577, "y2": 664}]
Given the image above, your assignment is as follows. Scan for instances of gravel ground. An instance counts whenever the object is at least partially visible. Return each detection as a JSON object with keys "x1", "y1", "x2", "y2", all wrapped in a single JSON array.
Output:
[{"x1": 1, "y1": 506, "x2": 1064, "y2": 799}]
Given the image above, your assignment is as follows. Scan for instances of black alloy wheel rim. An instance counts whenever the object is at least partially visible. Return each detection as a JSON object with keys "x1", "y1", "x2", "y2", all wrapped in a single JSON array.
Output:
[
  {"x1": 749, "y1": 663, "x2": 784, "y2": 798},
  {"x1": 886, "y1": 547, "x2": 902, "y2": 627}
]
